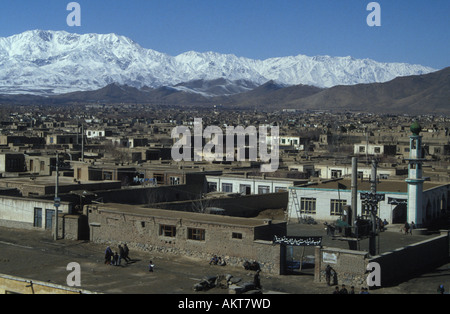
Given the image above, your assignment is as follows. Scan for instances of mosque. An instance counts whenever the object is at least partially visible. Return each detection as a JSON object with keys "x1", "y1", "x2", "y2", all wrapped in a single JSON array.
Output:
[{"x1": 288, "y1": 122, "x2": 450, "y2": 227}]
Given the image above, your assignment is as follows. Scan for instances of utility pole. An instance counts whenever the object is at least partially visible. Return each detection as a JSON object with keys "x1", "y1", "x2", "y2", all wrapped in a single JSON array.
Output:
[
  {"x1": 81, "y1": 124, "x2": 85, "y2": 162},
  {"x1": 351, "y1": 157, "x2": 358, "y2": 225},
  {"x1": 360, "y1": 160, "x2": 385, "y2": 256},
  {"x1": 53, "y1": 152, "x2": 60, "y2": 241}
]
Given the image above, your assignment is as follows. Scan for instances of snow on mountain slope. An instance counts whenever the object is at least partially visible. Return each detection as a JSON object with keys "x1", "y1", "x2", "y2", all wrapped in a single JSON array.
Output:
[{"x1": 0, "y1": 30, "x2": 437, "y2": 95}]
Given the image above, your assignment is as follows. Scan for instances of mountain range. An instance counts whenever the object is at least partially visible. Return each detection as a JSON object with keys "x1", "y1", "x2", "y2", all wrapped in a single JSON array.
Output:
[
  {"x1": 0, "y1": 30, "x2": 437, "y2": 96},
  {"x1": 0, "y1": 30, "x2": 448, "y2": 114}
]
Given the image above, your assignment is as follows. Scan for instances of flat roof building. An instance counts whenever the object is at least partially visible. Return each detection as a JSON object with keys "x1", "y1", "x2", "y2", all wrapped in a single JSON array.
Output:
[{"x1": 86, "y1": 203, "x2": 287, "y2": 274}]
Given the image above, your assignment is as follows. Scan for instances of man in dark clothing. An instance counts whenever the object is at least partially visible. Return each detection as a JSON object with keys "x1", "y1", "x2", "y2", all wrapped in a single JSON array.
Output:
[
  {"x1": 123, "y1": 243, "x2": 131, "y2": 263},
  {"x1": 104, "y1": 246, "x2": 113, "y2": 265},
  {"x1": 325, "y1": 265, "x2": 333, "y2": 286},
  {"x1": 339, "y1": 284, "x2": 348, "y2": 294},
  {"x1": 118, "y1": 245, "x2": 125, "y2": 265},
  {"x1": 253, "y1": 270, "x2": 262, "y2": 289}
]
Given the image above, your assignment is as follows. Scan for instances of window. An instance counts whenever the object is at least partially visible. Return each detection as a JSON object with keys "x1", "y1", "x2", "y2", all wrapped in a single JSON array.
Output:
[
  {"x1": 40, "y1": 161, "x2": 45, "y2": 171},
  {"x1": 374, "y1": 147, "x2": 381, "y2": 154},
  {"x1": 160, "y1": 225, "x2": 176, "y2": 237},
  {"x1": 153, "y1": 173, "x2": 164, "y2": 184},
  {"x1": 170, "y1": 177, "x2": 180, "y2": 185},
  {"x1": 207, "y1": 182, "x2": 217, "y2": 192},
  {"x1": 275, "y1": 187, "x2": 286, "y2": 192},
  {"x1": 300, "y1": 198, "x2": 316, "y2": 214},
  {"x1": 240, "y1": 184, "x2": 251, "y2": 195},
  {"x1": 188, "y1": 228, "x2": 205, "y2": 241},
  {"x1": 45, "y1": 209, "x2": 55, "y2": 230},
  {"x1": 331, "y1": 170, "x2": 342, "y2": 179},
  {"x1": 359, "y1": 146, "x2": 365, "y2": 153},
  {"x1": 222, "y1": 183, "x2": 233, "y2": 193},
  {"x1": 34, "y1": 208, "x2": 42, "y2": 228},
  {"x1": 258, "y1": 185, "x2": 270, "y2": 194},
  {"x1": 103, "y1": 171, "x2": 112, "y2": 180},
  {"x1": 207, "y1": 182, "x2": 217, "y2": 193},
  {"x1": 232, "y1": 232, "x2": 243, "y2": 239},
  {"x1": 330, "y1": 199, "x2": 347, "y2": 216}
]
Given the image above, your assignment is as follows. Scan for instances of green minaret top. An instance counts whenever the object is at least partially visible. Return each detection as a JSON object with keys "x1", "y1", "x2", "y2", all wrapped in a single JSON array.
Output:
[{"x1": 410, "y1": 121, "x2": 422, "y2": 136}]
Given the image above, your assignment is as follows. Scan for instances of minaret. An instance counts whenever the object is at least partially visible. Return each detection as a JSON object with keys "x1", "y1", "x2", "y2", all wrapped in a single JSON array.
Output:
[{"x1": 405, "y1": 121, "x2": 425, "y2": 227}]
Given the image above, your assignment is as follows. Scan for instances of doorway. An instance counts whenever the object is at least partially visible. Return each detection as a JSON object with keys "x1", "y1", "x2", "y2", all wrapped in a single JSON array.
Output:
[{"x1": 392, "y1": 204, "x2": 407, "y2": 224}]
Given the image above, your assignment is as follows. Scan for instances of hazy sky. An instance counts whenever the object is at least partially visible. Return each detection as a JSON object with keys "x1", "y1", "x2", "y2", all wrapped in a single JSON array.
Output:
[{"x1": 1, "y1": 0, "x2": 449, "y2": 69}]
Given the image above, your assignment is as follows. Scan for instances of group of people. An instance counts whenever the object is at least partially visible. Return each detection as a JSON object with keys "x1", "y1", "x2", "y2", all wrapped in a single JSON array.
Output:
[
  {"x1": 333, "y1": 284, "x2": 370, "y2": 294},
  {"x1": 209, "y1": 255, "x2": 226, "y2": 266},
  {"x1": 402, "y1": 221, "x2": 415, "y2": 235},
  {"x1": 104, "y1": 244, "x2": 131, "y2": 266},
  {"x1": 326, "y1": 265, "x2": 370, "y2": 294}
]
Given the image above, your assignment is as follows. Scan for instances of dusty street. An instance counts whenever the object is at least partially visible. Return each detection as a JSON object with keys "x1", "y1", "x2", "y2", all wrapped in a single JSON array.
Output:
[{"x1": 0, "y1": 224, "x2": 449, "y2": 295}]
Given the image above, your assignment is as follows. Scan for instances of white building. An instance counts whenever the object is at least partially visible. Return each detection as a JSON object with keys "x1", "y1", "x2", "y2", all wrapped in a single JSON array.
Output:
[
  {"x1": 288, "y1": 163, "x2": 397, "y2": 180},
  {"x1": 0, "y1": 195, "x2": 72, "y2": 230},
  {"x1": 267, "y1": 135, "x2": 303, "y2": 151},
  {"x1": 287, "y1": 179, "x2": 450, "y2": 225},
  {"x1": 354, "y1": 143, "x2": 396, "y2": 156},
  {"x1": 205, "y1": 174, "x2": 305, "y2": 195}
]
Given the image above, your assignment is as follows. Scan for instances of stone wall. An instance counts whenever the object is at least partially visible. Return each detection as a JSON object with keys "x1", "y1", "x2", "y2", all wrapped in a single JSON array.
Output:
[
  {"x1": 59, "y1": 214, "x2": 89, "y2": 240},
  {"x1": 314, "y1": 247, "x2": 369, "y2": 287}
]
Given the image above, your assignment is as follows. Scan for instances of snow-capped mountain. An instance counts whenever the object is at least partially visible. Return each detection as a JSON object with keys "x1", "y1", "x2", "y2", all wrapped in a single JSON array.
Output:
[{"x1": 0, "y1": 30, "x2": 437, "y2": 95}]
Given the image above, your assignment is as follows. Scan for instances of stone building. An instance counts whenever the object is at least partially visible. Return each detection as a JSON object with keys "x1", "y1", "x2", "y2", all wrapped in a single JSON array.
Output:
[{"x1": 86, "y1": 203, "x2": 287, "y2": 274}]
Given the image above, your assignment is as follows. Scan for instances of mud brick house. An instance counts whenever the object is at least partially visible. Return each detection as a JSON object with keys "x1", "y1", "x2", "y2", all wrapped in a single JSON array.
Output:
[{"x1": 86, "y1": 203, "x2": 287, "y2": 274}]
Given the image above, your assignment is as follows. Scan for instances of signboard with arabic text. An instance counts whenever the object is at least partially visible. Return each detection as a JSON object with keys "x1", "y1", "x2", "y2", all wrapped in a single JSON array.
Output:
[{"x1": 273, "y1": 235, "x2": 322, "y2": 247}]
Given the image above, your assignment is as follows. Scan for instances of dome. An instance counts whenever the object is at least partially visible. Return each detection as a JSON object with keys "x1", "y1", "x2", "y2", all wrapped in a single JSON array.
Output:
[{"x1": 410, "y1": 121, "x2": 422, "y2": 136}]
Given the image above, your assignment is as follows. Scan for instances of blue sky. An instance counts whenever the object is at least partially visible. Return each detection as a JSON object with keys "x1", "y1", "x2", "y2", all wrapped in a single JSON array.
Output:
[{"x1": 0, "y1": 0, "x2": 449, "y2": 69}]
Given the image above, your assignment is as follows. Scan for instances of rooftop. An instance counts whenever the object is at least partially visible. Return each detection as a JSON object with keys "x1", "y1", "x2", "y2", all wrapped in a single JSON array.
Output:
[
  {"x1": 293, "y1": 179, "x2": 447, "y2": 194},
  {"x1": 90, "y1": 203, "x2": 285, "y2": 228},
  {"x1": 0, "y1": 176, "x2": 119, "y2": 187}
]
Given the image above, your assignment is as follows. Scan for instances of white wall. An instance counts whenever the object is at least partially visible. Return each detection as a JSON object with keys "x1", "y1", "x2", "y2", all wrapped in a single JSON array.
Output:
[
  {"x1": 0, "y1": 196, "x2": 71, "y2": 229},
  {"x1": 206, "y1": 176, "x2": 294, "y2": 195},
  {"x1": 288, "y1": 187, "x2": 408, "y2": 223}
]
